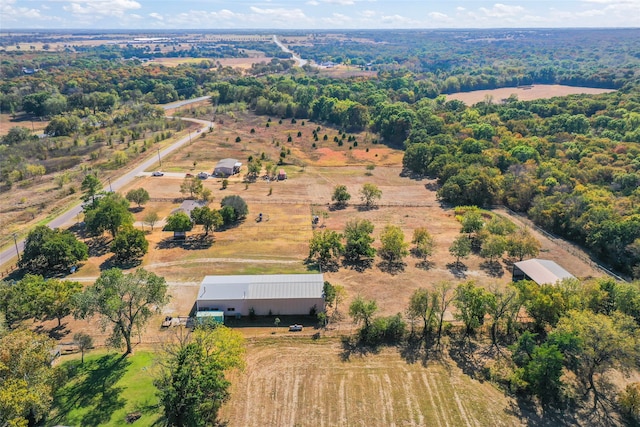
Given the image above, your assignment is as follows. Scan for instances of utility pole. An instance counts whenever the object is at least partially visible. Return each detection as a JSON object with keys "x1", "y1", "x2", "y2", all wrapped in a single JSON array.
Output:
[
  {"x1": 108, "y1": 177, "x2": 113, "y2": 192},
  {"x1": 188, "y1": 130, "x2": 192, "y2": 144},
  {"x1": 157, "y1": 148, "x2": 162, "y2": 167},
  {"x1": 12, "y1": 233, "x2": 20, "y2": 262}
]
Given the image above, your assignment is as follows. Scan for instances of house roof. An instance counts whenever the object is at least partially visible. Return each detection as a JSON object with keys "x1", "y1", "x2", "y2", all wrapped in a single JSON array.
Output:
[
  {"x1": 172, "y1": 200, "x2": 206, "y2": 216},
  {"x1": 198, "y1": 274, "x2": 324, "y2": 301},
  {"x1": 513, "y1": 259, "x2": 575, "y2": 285},
  {"x1": 215, "y1": 158, "x2": 238, "y2": 170}
]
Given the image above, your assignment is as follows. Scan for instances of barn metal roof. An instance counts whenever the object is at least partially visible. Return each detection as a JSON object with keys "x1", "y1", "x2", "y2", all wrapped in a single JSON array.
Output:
[
  {"x1": 513, "y1": 259, "x2": 575, "y2": 285},
  {"x1": 198, "y1": 274, "x2": 324, "y2": 301},
  {"x1": 215, "y1": 158, "x2": 238, "y2": 169}
]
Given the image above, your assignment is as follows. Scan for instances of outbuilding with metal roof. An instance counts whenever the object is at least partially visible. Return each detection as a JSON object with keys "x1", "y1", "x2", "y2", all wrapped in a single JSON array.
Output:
[
  {"x1": 196, "y1": 274, "x2": 325, "y2": 317},
  {"x1": 512, "y1": 259, "x2": 575, "y2": 285}
]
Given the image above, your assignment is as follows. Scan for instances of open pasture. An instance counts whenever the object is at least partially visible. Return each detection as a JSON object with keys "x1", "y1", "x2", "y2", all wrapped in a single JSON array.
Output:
[{"x1": 446, "y1": 84, "x2": 616, "y2": 105}]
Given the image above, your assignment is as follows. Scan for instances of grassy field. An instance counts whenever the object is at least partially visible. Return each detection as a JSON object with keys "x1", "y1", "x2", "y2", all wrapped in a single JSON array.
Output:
[
  {"x1": 220, "y1": 337, "x2": 524, "y2": 427},
  {"x1": 49, "y1": 350, "x2": 161, "y2": 427}
]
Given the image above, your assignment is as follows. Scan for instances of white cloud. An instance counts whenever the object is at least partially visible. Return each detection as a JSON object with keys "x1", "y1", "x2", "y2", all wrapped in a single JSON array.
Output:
[
  {"x1": 361, "y1": 9, "x2": 376, "y2": 18},
  {"x1": 322, "y1": 0, "x2": 355, "y2": 4},
  {"x1": 306, "y1": 0, "x2": 319, "y2": 5},
  {"x1": 1, "y1": 0, "x2": 43, "y2": 21},
  {"x1": 479, "y1": 3, "x2": 526, "y2": 18},
  {"x1": 63, "y1": 0, "x2": 141, "y2": 17},
  {"x1": 321, "y1": 12, "x2": 353, "y2": 25},
  {"x1": 149, "y1": 12, "x2": 163, "y2": 20},
  {"x1": 428, "y1": 11, "x2": 449, "y2": 21}
]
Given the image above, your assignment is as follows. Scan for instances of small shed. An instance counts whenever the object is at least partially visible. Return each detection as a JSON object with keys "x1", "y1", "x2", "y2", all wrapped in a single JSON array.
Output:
[
  {"x1": 512, "y1": 259, "x2": 575, "y2": 285},
  {"x1": 195, "y1": 311, "x2": 225, "y2": 325},
  {"x1": 278, "y1": 169, "x2": 287, "y2": 180},
  {"x1": 213, "y1": 158, "x2": 239, "y2": 177}
]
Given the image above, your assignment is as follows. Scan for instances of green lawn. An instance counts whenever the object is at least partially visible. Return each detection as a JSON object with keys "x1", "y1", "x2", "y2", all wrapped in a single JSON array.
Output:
[{"x1": 48, "y1": 351, "x2": 162, "y2": 427}]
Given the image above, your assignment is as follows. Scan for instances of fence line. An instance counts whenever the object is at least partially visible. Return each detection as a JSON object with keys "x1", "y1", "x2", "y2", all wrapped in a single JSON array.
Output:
[{"x1": 497, "y1": 205, "x2": 627, "y2": 282}]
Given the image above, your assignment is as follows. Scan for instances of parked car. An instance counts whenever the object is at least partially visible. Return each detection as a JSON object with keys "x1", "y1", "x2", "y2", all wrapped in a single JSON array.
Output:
[
  {"x1": 151, "y1": 171, "x2": 164, "y2": 176},
  {"x1": 289, "y1": 324, "x2": 303, "y2": 332},
  {"x1": 197, "y1": 172, "x2": 209, "y2": 179}
]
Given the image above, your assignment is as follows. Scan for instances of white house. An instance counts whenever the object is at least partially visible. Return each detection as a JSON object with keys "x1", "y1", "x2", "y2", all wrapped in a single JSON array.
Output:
[{"x1": 196, "y1": 274, "x2": 325, "y2": 316}]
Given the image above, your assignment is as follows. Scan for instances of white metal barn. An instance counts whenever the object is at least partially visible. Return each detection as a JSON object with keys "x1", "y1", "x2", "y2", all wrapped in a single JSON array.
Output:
[
  {"x1": 196, "y1": 274, "x2": 325, "y2": 316},
  {"x1": 213, "y1": 158, "x2": 240, "y2": 177},
  {"x1": 512, "y1": 259, "x2": 575, "y2": 285}
]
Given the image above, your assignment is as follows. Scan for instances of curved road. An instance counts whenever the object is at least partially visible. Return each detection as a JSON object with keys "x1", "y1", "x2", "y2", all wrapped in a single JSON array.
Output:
[
  {"x1": 0, "y1": 98, "x2": 211, "y2": 267},
  {"x1": 273, "y1": 35, "x2": 308, "y2": 67}
]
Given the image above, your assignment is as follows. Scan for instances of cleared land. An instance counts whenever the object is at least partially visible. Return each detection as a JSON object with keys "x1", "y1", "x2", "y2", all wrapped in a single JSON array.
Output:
[
  {"x1": 446, "y1": 84, "x2": 616, "y2": 105},
  {"x1": 220, "y1": 338, "x2": 523, "y2": 427}
]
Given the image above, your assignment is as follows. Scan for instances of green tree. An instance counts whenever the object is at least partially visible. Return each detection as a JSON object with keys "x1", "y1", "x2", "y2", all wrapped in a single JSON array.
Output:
[
  {"x1": 180, "y1": 177, "x2": 204, "y2": 199},
  {"x1": 349, "y1": 296, "x2": 378, "y2": 330},
  {"x1": 156, "y1": 326, "x2": 245, "y2": 427},
  {"x1": 220, "y1": 195, "x2": 248, "y2": 220},
  {"x1": 449, "y1": 235, "x2": 471, "y2": 267},
  {"x1": 454, "y1": 281, "x2": 490, "y2": 335},
  {"x1": 110, "y1": 226, "x2": 149, "y2": 264},
  {"x1": 506, "y1": 228, "x2": 541, "y2": 261},
  {"x1": 191, "y1": 206, "x2": 223, "y2": 236},
  {"x1": 359, "y1": 183, "x2": 382, "y2": 208},
  {"x1": 84, "y1": 193, "x2": 134, "y2": 238},
  {"x1": 331, "y1": 184, "x2": 351, "y2": 207},
  {"x1": 144, "y1": 211, "x2": 160, "y2": 231},
  {"x1": 308, "y1": 230, "x2": 344, "y2": 269},
  {"x1": 480, "y1": 235, "x2": 507, "y2": 262},
  {"x1": 0, "y1": 329, "x2": 56, "y2": 427},
  {"x1": 73, "y1": 332, "x2": 93, "y2": 364},
  {"x1": 412, "y1": 227, "x2": 435, "y2": 261},
  {"x1": 19, "y1": 225, "x2": 88, "y2": 274},
  {"x1": 407, "y1": 288, "x2": 438, "y2": 336},
  {"x1": 485, "y1": 285, "x2": 519, "y2": 346},
  {"x1": 520, "y1": 343, "x2": 565, "y2": 407},
  {"x1": 344, "y1": 218, "x2": 376, "y2": 264},
  {"x1": 619, "y1": 383, "x2": 640, "y2": 421},
  {"x1": 125, "y1": 188, "x2": 150, "y2": 208},
  {"x1": 40, "y1": 278, "x2": 82, "y2": 327},
  {"x1": 379, "y1": 224, "x2": 409, "y2": 265},
  {"x1": 75, "y1": 268, "x2": 169, "y2": 355},
  {"x1": 460, "y1": 209, "x2": 484, "y2": 236},
  {"x1": 165, "y1": 212, "x2": 194, "y2": 233},
  {"x1": 81, "y1": 173, "x2": 102, "y2": 204},
  {"x1": 551, "y1": 310, "x2": 638, "y2": 406}
]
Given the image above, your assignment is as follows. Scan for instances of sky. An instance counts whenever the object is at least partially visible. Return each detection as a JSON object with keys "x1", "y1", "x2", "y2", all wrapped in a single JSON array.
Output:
[{"x1": 2, "y1": 0, "x2": 639, "y2": 30}]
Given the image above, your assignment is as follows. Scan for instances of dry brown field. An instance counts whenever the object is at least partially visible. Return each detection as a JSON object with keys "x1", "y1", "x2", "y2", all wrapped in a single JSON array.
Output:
[
  {"x1": 220, "y1": 337, "x2": 524, "y2": 427},
  {"x1": 446, "y1": 84, "x2": 616, "y2": 105},
  {"x1": 0, "y1": 113, "x2": 48, "y2": 137}
]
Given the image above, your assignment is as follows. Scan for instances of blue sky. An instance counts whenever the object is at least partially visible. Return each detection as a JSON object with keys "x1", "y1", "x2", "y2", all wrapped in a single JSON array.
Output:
[{"x1": 2, "y1": 0, "x2": 639, "y2": 29}]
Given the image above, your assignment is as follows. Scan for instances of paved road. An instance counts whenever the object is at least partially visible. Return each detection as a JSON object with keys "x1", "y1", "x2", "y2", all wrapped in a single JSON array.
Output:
[
  {"x1": 0, "y1": 99, "x2": 211, "y2": 267},
  {"x1": 273, "y1": 35, "x2": 308, "y2": 67}
]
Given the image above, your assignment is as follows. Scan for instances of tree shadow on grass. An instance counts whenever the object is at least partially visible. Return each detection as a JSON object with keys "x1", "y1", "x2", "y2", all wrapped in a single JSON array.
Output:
[
  {"x1": 100, "y1": 256, "x2": 143, "y2": 271},
  {"x1": 156, "y1": 234, "x2": 214, "y2": 250},
  {"x1": 34, "y1": 322, "x2": 71, "y2": 340},
  {"x1": 87, "y1": 236, "x2": 111, "y2": 257},
  {"x1": 51, "y1": 353, "x2": 129, "y2": 427},
  {"x1": 447, "y1": 336, "x2": 487, "y2": 382},
  {"x1": 377, "y1": 260, "x2": 406, "y2": 275},
  {"x1": 342, "y1": 258, "x2": 373, "y2": 273},
  {"x1": 479, "y1": 260, "x2": 505, "y2": 277},
  {"x1": 398, "y1": 334, "x2": 439, "y2": 367},
  {"x1": 339, "y1": 335, "x2": 381, "y2": 362},
  {"x1": 446, "y1": 262, "x2": 467, "y2": 278},
  {"x1": 414, "y1": 259, "x2": 435, "y2": 271}
]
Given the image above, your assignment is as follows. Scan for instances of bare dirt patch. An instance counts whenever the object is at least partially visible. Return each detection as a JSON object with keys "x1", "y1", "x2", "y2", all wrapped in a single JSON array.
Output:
[{"x1": 446, "y1": 84, "x2": 616, "y2": 105}]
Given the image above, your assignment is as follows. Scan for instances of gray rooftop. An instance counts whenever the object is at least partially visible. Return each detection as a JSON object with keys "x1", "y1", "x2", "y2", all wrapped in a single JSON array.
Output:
[
  {"x1": 172, "y1": 200, "x2": 206, "y2": 216},
  {"x1": 198, "y1": 274, "x2": 324, "y2": 301},
  {"x1": 215, "y1": 158, "x2": 239, "y2": 169},
  {"x1": 514, "y1": 259, "x2": 575, "y2": 285}
]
